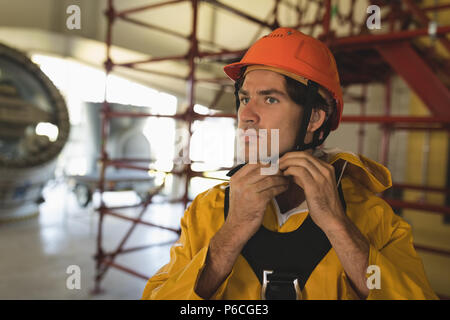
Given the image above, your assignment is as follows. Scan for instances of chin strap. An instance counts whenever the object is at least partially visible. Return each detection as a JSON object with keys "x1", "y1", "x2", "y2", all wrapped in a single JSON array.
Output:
[{"x1": 294, "y1": 80, "x2": 331, "y2": 152}]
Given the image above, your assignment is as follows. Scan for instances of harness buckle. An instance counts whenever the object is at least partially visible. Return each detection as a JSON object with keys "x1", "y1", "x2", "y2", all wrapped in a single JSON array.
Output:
[{"x1": 261, "y1": 270, "x2": 302, "y2": 300}]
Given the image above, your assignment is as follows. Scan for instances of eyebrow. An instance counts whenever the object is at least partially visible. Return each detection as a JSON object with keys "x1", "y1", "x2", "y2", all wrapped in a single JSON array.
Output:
[{"x1": 238, "y1": 88, "x2": 287, "y2": 97}]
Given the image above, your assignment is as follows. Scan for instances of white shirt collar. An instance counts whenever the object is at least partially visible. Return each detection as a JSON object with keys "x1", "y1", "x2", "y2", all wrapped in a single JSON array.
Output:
[{"x1": 272, "y1": 154, "x2": 348, "y2": 228}]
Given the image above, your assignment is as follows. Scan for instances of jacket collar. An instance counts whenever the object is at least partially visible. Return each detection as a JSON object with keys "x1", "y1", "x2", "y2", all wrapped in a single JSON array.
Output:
[{"x1": 225, "y1": 148, "x2": 392, "y2": 194}]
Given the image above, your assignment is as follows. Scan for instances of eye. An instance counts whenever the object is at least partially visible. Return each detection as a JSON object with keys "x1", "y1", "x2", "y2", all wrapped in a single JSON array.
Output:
[
  {"x1": 265, "y1": 96, "x2": 279, "y2": 104},
  {"x1": 240, "y1": 97, "x2": 250, "y2": 105}
]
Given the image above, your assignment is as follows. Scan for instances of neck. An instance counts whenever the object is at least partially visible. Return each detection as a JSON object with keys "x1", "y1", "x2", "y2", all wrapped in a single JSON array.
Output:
[
  {"x1": 273, "y1": 146, "x2": 314, "y2": 213},
  {"x1": 275, "y1": 178, "x2": 305, "y2": 214}
]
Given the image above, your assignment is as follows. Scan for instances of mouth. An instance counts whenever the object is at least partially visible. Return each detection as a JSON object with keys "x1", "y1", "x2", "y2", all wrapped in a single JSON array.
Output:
[
  {"x1": 244, "y1": 135, "x2": 257, "y2": 142},
  {"x1": 239, "y1": 134, "x2": 260, "y2": 143},
  {"x1": 239, "y1": 128, "x2": 262, "y2": 142}
]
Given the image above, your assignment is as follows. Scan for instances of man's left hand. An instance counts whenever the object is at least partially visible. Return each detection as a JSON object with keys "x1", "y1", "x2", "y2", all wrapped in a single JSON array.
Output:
[{"x1": 278, "y1": 151, "x2": 347, "y2": 233}]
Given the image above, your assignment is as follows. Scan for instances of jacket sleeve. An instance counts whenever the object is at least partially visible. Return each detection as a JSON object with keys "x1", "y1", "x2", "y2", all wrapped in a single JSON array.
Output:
[
  {"x1": 141, "y1": 195, "x2": 233, "y2": 300},
  {"x1": 342, "y1": 197, "x2": 438, "y2": 300}
]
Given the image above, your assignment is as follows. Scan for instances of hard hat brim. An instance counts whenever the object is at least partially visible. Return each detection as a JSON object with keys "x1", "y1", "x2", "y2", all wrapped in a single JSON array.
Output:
[{"x1": 224, "y1": 61, "x2": 341, "y2": 131}]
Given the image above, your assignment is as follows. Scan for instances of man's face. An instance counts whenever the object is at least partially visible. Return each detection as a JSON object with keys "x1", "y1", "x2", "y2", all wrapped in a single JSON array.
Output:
[{"x1": 237, "y1": 69, "x2": 302, "y2": 163}]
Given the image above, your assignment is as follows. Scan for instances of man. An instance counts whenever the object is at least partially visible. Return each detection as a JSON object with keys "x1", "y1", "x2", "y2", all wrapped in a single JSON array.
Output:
[{"x1": 142, "y1": 28, "x2": 437, "y2": 300}]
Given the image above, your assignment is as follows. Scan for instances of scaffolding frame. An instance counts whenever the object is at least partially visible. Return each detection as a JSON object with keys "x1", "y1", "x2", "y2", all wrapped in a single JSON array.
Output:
[{"x1": 93, "y1": 0, "x2": 450, "y2": 296}]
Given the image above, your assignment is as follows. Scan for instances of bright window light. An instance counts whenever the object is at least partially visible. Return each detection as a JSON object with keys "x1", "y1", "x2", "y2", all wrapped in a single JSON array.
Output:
[
  {"x1": 35, "y1": 122, "x2": 59, "y2": 142},
  {"x1": 32, "y1": 54, "x2": 106, "y2": 102},
  {"x1": 190, "y1": 116, "x2": 236, "y2": 169},
  {"x1": 143, "y1": 117, "x2": 176, "y2": 172},
  {"x1": 194, "y1": 104, "x2": 217, "y2": 115},
  {"x1": 64, "y1": 157, "x2": 87, "y2": 176},
  {"x1": 106, "y1": 74, "x2": 157, "y2": 107},
  {"x1": 189, "y1": 177, "x2": 224, "y2": 199},
  {"x1": 31, "y1": 53, "x2": 178, "y2": 114},
  {"x1": 155, "y1": 92, "x2": 177, "y2": 115},
  {"x1": 31, "y1": 53, "x2": 180, "y2": 182},
  {"x1": 203, "y1": 170, "x2": 230, "y2": 180},
  {"x1": 31, "y1": 53, "x2": 235, "y2": 200}
]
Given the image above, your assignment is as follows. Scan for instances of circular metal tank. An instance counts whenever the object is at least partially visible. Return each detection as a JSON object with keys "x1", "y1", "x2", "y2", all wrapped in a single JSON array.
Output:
[{"x1": 0, "y1": 43, "x2": 70, "y2": 222}]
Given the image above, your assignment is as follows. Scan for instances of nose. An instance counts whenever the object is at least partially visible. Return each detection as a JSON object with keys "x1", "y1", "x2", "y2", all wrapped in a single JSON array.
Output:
[{"x1": 238, "y1": 99, "x2": 260, "y2": 125}]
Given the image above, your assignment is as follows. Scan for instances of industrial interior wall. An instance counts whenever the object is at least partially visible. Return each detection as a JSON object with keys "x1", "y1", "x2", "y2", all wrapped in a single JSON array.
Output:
[
  {"x1": 404, "y1": 92, "x2": 450, "y2": 297},
  {"x1": 403, "y1": 0, "x2": 450, "y2": 297},
  {"x1": 325, "y1": 78, "x2": 409, "y2": 184}
]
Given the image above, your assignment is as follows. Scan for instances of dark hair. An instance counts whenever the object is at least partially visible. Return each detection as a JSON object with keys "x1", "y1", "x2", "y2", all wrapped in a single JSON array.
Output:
[{"x1": 234, "y1": 68, "x2": 332, "y2": 121}]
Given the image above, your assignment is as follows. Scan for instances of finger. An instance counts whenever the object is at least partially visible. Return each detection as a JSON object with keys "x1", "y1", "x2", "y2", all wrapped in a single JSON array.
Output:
[
  {"x1": 239, "y1": 164, "x2": 284, "y2": 185},
  {"x1": 280, "y1": 150, "x2": 330, "y2": 168},
  {"x1": 282, "y1": 166, "x2": 315, "y2": 189},
  {"x1": 253, "y1": 175, "x2": 290, "y2": 193},
  {"x1": 231, "y1": 163, "x2": 265, "y2": 185},
  {"x1": 279, "y1": 157, "x2": 324, "y2": 181},
  {"x1": 232, "y1": 163, "x2": 262, "y2": 178},
  {"x1": 234, "y1": 161, "x2": 281, "y2": 178},
  {"x1": 258, "y1": 184, "x2": 289, "y2": 200},
  {"x1": 278, "y1": 151, "x2": 310, "y2": 162},
  {"x1": 279, "y1": 152, "x2": 334, "y2": 179}
]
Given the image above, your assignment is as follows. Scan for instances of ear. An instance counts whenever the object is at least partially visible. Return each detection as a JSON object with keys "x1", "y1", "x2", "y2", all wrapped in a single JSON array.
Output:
[{"x1": 307, "y1": 109, "x2": 327, "y2": 134}]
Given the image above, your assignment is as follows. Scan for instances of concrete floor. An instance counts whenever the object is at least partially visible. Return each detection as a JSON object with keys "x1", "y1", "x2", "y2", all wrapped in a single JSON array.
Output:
[{"x1": 0, "y1": 182, "x2": 183, "y2": 300}]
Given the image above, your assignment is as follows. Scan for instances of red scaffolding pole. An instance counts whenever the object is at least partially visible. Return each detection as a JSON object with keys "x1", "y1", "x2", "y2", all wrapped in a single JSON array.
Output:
[{"x1": 93, "y1": 0, "x2": 450, "y2": 295}]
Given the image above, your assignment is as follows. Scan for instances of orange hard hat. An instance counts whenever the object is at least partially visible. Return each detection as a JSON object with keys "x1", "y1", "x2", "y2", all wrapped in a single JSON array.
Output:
[{"x1": 224, "y1": 27, "x2": 343, "y2": 131}]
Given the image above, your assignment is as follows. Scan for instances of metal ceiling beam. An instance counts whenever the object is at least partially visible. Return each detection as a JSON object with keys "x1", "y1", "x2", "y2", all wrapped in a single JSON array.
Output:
[
  {"x1": 116, "y1": 0, "x2": 188, "y2": 17},
  {"x1": 376, "y1": 41, "x2": 450, "y2": 118},
  {"x1": 341, "y1": 115, "x2": 450, "y2": 124},
  {"x1": 332, "y1": 25, "x2": 450, "y2": 50},
  {"x1": 201, "y1": 0, "x2": 274, "y2": 29},
  {"x1": 403, "y1": 0, "x2": 450, "y2": 53}
]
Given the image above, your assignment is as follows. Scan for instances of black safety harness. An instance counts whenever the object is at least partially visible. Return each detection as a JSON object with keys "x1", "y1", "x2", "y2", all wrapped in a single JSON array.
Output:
[
  {"x1": 224, "y1": 163, "x2": 347, "y2": 300},
  {"x1": 229, "y1": 75, "x2": 341, "y2": 299}
]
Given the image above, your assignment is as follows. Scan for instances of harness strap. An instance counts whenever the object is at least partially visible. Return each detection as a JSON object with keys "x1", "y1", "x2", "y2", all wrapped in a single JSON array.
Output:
[{"x1": 223, "y1": 162, "x2": 347, "y2": 299}]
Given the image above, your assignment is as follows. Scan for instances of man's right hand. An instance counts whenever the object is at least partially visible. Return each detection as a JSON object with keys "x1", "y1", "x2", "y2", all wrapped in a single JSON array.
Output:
[
  {"x1": 226, "y1": 162, "x2": 290, "y2": 245},
  {"x1": 195, "y1": 162, "x2": 289, "y2": 299}
]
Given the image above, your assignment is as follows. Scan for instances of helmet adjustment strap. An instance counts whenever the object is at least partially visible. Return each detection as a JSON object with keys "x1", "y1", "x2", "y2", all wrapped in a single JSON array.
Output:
[
  {"x1": 301, "y1": 114, "x2": 332, "y2": 150},
  {"x1": 294, "y1": 80, "x2": 317, "y2": 151}
]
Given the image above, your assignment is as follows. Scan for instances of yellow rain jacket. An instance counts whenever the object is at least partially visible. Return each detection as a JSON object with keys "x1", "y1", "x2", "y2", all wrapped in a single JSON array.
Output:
[{"x1": 142, "y1": 149, "x2": 438, "y2": 300}]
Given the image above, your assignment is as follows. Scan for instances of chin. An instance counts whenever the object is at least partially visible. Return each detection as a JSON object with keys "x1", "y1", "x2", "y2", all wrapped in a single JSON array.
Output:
[{"x1": 236, "y1": 139, "x2": 293, "y2": 163}]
